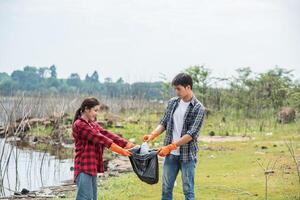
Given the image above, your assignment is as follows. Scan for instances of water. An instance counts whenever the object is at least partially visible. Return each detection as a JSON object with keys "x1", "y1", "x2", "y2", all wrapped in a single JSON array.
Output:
[{"x1": 0, "y1": 139, "x2": 73, "y2": 197}]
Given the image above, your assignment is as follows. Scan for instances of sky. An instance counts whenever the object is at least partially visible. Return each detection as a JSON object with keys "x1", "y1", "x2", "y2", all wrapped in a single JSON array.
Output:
[{"x1": 0, "y1": 0, "x2": 299, "y2": 83}]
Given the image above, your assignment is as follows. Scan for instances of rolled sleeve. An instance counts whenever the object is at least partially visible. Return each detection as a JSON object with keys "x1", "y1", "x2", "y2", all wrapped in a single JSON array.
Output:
[
  {"x1": 186, "y1": 106, "x2": 206, "y2": 139},
  {"x1": 159, "y1": 99, "x2": 173, "y2": 128}
]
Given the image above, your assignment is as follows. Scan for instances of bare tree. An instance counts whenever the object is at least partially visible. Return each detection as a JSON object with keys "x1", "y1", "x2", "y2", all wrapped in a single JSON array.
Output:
[
  {"x1": 256, "y1": 158, "x2": 279, "y2": 200},
  {"x1": 0, "y1": 95, "x2": 33, "y2": 195},
  {"x1": 285, "y1": 139, "x2": 300, "y2": 184}
]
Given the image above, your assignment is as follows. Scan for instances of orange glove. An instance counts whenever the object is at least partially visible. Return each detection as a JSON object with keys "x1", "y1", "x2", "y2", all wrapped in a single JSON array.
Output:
[
  {"x1": 109, "y1": 143, "x2": 132, "y2": 156},
  {"x1": 143, "y1": 130, "x2": 160, "y2": 142},
  {"x1": 124, "y1": 142, "x2": 136, "y2": 149},
  {"x1": 158, "y1": 143, "x2": 177, "y2": 157}
]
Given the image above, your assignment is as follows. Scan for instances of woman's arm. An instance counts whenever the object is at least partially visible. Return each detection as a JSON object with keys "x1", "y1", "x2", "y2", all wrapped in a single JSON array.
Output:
[
  {"x1": 94, "y1": 122, "x2": 128, "y2": 148},
  {"x1": 73, "y1": 120, "x2": 114, "y2": 148}
]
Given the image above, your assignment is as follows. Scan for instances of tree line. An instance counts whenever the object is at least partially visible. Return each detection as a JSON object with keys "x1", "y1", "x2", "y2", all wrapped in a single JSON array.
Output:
[
  {"x1": 183, "y1": 65, "x2": 300, "y2": 117},
  {"x1": 0, "y1": 65, "x2": 163, "y2": 99},
  {"x1": 0, "y1": 65, "x2": 299, "y2": 116}
]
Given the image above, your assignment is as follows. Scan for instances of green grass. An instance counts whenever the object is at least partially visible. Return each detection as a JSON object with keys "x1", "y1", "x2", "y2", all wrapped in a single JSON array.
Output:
[
  {"x1": 30, "y1": 111, "x2": 298, "y2": 200},
  {"x1": 59, "y1": 121, "x2": 300, "y2": 199},
  {"x1": 28, "y1": 110, "x2": 300, "y2": 144},
  {"x1": 60, "y1": 136, "x2": 300, "y2": 200},
  {"x1": 29, "y1": 125, "x2": 53, "y2": 137}
]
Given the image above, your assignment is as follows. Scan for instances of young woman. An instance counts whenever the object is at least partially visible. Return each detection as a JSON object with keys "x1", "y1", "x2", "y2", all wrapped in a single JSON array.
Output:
[{"x1": 72, "y1": 97, "x2": 135, "y2": 200}]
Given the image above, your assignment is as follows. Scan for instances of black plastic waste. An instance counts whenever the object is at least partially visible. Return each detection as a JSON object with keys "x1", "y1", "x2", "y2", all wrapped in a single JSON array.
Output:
[{"x1": 129, "y1": 146, "x2": 159, "y2": 185}]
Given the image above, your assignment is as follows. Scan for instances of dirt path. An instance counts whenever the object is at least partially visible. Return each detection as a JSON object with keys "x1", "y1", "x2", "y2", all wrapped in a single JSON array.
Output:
[{"x1": 198, "y1": 135, "x2": 254, "y2": 143}]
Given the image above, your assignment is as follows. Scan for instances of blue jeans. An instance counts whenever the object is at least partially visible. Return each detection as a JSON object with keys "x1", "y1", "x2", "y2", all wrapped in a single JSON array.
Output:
[
  {"x1": 162, "y1": 154, "x2": 197, "y2": 200},
  {"x1": 75, "y1": 172, "x2": 97, "y2": 200}
]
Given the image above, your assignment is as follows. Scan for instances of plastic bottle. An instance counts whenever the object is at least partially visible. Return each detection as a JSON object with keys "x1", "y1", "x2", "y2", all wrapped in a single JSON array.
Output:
[{"x1": 140, "y1": 142, "x2": 150, "y2": 154}]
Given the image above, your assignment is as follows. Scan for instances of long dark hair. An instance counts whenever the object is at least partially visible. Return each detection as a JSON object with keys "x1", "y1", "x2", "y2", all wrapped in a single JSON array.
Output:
[{"x1": 73, "y1": 97, "x2": 100, "y2": 123}]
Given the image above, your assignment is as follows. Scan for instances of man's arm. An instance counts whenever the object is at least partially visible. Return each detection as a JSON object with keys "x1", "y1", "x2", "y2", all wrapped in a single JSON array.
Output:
[
  {"x1": 158, "y1": 134, "x2": 193, "y2": 157},
  {"x1": 143, "y1": 99, "x2": 173, "y2": 142},
  {"x1": 186, "y1": 106, "x2": 206, "y2": 139},
  {"x1": 173, "y1": 134, "x2": 193, "y2": 147},
  {"x1": 158, "y1": 105, "x2": 206, "y2": 157},
  {"x1": 143, "y1": 124, "x2": 165, "y2": 142},
  {"x1": 153, "y1": 124, "x2": 165, "y2": 135},
  {"x1": 172, "y1": 106, "x2": 206, "y2": 147}
]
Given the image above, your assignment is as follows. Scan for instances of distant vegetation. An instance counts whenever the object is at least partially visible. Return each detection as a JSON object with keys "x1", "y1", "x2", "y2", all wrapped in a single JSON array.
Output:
[
  {"x1": 0, "y1": 65, "x2": 163, "y2": 99},
  {"x1": 0, "y1": 65, "x2": 299, "y2": 117}
]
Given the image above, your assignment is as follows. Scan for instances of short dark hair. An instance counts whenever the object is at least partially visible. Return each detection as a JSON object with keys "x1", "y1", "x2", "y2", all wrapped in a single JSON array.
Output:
[{"x1": 171, "y1": 73, "x2": 193, "y2": 89}]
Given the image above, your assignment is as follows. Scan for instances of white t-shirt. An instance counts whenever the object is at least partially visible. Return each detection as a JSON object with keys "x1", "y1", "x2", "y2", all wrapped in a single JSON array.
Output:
[{"x1": 170, "y1": 99, "x2": 191, "y2": 155}]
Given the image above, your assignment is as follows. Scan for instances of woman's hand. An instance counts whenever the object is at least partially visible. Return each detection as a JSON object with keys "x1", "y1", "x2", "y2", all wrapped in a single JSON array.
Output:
[
  {"x1": 109, "y1": 143, "x2": 132, "y2": 156},
  {"x1": 124, "y1": 142, "x2": 136, "y2": 149}
]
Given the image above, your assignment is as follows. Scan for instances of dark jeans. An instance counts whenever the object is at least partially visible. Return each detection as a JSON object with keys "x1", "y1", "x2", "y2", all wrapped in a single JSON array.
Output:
[
  {"x1": 75, "y1": 172, "x2": 97, "y2": 200},
  {"x1": 162, "y1": 154, "x2": 197, "y2": 200}
]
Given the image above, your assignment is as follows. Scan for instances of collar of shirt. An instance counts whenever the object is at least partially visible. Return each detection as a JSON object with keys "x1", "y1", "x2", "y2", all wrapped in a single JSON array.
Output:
[
  {"x1": 78, "y1": 116, "x2": 94, "y2": 128},
  {"x1": 173, "y1": 95, "x2": 197, "y2": 107}
]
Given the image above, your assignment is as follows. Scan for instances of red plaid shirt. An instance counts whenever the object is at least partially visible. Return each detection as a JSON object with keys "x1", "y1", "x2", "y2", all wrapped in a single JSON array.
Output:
[{"x1": 72, "y1": 116, "x2": 128, "y2": 183}]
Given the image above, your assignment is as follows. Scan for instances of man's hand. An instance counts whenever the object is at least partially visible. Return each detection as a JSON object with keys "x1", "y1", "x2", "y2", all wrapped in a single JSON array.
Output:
[
  {"x1": 124, "y1": 142, "x2": 136, "y2": 149},
  {"x1": 143, "y1": 125, "x2": 165, "y2": 142},
  {"x1": 109, "y1": 143, "x2": 132, "y2": 156},
  {"x1": 158, "y1": 143, "x2": 177, "y2": 157},
  {"x1": 157, "y1": 135, "x2": 193, "y2": 157},
  {"x1": 143, "y1": 130, "x2": 160, "y2": 142}
]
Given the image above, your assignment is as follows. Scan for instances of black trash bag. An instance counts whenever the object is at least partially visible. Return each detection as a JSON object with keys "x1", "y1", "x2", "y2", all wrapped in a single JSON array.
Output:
[{"x1": 129, "y1": 146, "x2": 159, "y2": 184}]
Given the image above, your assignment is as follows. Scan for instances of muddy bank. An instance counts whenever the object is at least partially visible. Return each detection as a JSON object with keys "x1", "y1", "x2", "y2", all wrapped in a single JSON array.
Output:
[
  {"x1": 0, "y1": 156, "x2": 133, "y2": 200},
  {"x1": 0, "y1": 112, "x2": 128, "y2": 149},
  {"x1": 0, "y1": 110, "x2": 141, "y2": 199},
  {"x1": 0, "y1": 138, "x2": 74, "y2": 198}
]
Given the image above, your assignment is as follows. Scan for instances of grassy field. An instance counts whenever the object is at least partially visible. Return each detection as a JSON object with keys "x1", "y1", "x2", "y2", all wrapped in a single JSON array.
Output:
[{"x1": 57, "y1": 111, "x2": 300, "y2": 200}]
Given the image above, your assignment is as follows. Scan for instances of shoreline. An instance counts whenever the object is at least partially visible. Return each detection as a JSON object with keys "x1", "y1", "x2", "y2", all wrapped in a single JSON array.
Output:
[{"x1": 0, "y1": 155, "x2": 133, "y2": 199}]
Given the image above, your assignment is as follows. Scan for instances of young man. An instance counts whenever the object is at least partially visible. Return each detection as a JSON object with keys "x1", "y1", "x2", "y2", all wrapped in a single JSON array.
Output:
[{"x1": 143, "y1": 73, "x2": 206, "y2": 200}]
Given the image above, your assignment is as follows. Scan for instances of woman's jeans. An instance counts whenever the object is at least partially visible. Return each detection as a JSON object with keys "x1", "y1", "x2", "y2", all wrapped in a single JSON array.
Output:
[
  {"x1": 162, "y1": 154, "x2": 197, "y2": 200},
  {"x1": 76, "y1": 172, "x2": 97, "y2": 200}
]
